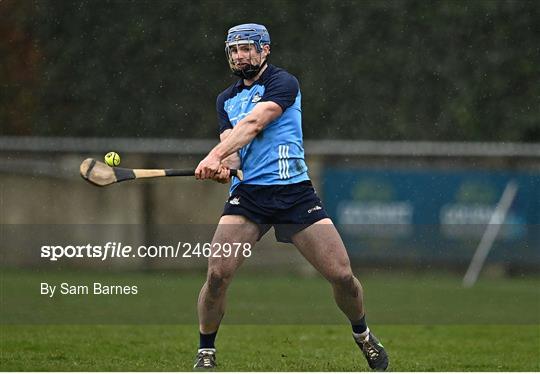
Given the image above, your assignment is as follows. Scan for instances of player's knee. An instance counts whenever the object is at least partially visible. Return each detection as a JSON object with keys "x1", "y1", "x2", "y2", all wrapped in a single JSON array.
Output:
[
  {"x1": 329, "y1": 271, "x2": 357, "y2": 292},
  {"x1": 326, "y1": 258, "x2": 354, "y2": 286},
  {"x1": 207, "y1": 268, "x2": 233, "y2": 292},
  {"x1": 329, "y1": 271, "x2": 352, "y2": 285}
]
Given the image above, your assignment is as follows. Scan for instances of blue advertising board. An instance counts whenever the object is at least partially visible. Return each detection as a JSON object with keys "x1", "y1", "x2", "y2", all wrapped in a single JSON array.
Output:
[{"x1": 322, "y1": 168, "x2": 540, "y2": 265}]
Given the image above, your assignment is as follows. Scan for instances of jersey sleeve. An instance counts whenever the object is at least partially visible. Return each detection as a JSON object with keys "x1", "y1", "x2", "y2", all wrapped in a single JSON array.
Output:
[
  {"x1": 261, "y1": 71, "x2": 299, "y2": 112},
  {"x1": 216, "y1": 91, "x2": 233, "y2": 134}
]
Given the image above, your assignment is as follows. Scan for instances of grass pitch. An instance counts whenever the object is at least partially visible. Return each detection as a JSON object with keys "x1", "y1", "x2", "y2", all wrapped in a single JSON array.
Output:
[
  {"x1": 1, "y1": 270, "x2": 539, "y2": 371},
  {"x1": 1, "y1": 324, "x2": 538, "y2": 371}
]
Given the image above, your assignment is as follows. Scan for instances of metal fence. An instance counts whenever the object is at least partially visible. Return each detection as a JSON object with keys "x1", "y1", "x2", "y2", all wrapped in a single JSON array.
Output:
[{"x1": 1, "y1": 137, "x2": 539, "y2": 273}]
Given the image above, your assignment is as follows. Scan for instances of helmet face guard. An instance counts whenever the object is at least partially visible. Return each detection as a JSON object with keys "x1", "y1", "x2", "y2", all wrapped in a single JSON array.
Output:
[{"x1": 225, "y1": 24, "x2": 270, "y2": 80}]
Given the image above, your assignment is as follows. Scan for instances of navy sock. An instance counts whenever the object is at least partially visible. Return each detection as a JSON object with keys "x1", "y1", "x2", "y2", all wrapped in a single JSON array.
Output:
[
  {"x1": 199, "y1": 331, "x2": 218, "y2": 349},
  {"x1": 351, "y1": 315, "x2": 367, "y2": 334}
]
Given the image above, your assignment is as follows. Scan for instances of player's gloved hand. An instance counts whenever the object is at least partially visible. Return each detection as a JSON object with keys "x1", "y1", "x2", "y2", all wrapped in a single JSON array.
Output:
[{"x1": 195, "y1": 153, "x2": 221, "y2": 180}]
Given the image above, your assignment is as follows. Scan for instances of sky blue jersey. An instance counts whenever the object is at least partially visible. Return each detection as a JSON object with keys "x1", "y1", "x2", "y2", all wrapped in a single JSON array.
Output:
[{"x1": 217, "y1": 64, "x2": 310, "y2": 192}]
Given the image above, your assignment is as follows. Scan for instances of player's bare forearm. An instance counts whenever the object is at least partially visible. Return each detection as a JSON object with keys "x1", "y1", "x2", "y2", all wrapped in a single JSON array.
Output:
[
  {"x1": 195, "y1": 102, "x2": 281, "y2": 180},
  {"x1": 219, "y1": 130, "x2": 241, "y2": 174},
  {"x1": 222, "y1": 153, "x2": 241, "y2": 170},
  {"x1": 200, "y1": 129, "x2": 240, "y2": 183},
  {"x1": 210, "y1": 102, "x2": 282, "y2": 161}
]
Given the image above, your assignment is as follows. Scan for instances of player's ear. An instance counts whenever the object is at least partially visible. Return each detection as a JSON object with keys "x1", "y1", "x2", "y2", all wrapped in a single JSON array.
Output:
[{"x1": 261, "y1": 45, "x2": 270, "y2": 61}]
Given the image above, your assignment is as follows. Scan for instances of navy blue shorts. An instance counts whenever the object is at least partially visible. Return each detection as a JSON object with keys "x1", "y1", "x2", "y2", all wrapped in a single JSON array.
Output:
[{"x1": 222, "y1": 180, "x2": 329, "y2": 243}]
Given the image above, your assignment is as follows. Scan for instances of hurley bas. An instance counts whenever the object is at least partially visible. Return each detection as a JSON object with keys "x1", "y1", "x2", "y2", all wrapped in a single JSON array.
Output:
[{"x1": 41, "y1": 282, "x2": 138, "y2": 297}]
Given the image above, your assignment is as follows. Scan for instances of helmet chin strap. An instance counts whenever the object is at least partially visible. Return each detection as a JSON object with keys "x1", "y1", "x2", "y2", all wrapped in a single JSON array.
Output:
[{"x1": 233, "y1": 59, "x2": 268, "y2": 80}]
